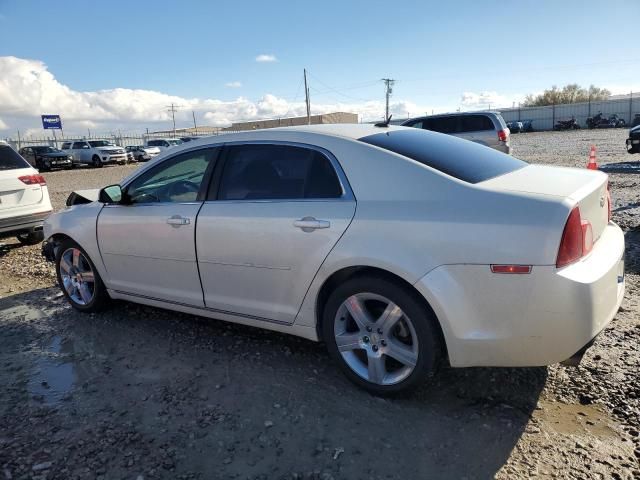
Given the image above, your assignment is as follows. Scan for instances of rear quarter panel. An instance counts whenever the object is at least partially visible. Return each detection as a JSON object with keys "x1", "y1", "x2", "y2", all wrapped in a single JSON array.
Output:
[{"x1": 292, "y1": 137, "x2": 569, "y2": 328}]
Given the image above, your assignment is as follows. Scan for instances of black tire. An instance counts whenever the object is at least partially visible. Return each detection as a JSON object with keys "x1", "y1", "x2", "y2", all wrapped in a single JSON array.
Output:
[
  {"x1": 92, "y1": 155, "x2": 102, "y2": 168},
  {"x1": 36, "y1": 159, "x2": 50, "y2": 172},
  {"x1": 16, "y1": 230, "x2": 44, "y2": 245},
  {"x1": 322, "y1": 275, "x2": 442, "y2": 395},
  {"x1": 55, "y1": 239, "x2": 110, "y2": 312}
]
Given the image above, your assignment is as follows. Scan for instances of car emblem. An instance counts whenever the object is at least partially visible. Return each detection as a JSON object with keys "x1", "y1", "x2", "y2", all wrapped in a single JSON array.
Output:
[{"x1": 600, "y1": 196, "x2": 605, "y2": 207}]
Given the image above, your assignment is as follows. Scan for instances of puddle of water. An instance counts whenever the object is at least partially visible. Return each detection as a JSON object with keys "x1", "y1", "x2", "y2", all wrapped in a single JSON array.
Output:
[
  {"x1": 537, "y1": 400, "x2": 617, "y2": 438},
  {"x1": 28, "y1": 336, "x2": 76, "y2": 407}
]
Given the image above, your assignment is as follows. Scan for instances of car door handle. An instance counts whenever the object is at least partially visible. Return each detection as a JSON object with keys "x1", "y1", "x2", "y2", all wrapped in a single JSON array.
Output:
[
  {"x1": 293, "y1": 217, "x2": 330, "y2": 231},
  {"x1": 166, "y1": 215, "x2": 190, "y2": 227}
]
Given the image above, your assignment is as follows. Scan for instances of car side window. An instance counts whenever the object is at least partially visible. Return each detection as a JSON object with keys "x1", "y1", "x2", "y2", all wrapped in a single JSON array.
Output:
[
  {"x1": 460, "y1": 115, "x2": 494, "y2": 132},
  {"x1": 216, "y1": 144, "x2": 343, "y2": 201},
  {"x1": 431, "y1": 116, "x2": 459, "y2": 134},
  {"x1": 405, "y1": 120, "x2": 423, "y2": 129},
  {"x1": 126, "y1": 149, "x2": 214, "y2": 204},
  {"x1": 62, "y1": 143, "x2": 71, "y2": 150}
]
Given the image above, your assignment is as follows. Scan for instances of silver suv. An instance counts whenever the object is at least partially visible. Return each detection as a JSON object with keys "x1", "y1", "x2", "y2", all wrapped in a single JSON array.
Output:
[{"x1": 401, "y1": 111, "x2": 511, "y2": 154}]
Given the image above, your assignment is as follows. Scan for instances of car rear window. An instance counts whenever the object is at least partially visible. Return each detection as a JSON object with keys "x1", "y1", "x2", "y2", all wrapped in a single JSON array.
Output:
[
  {"x1": 359, "y1": 128, "x2": 526, "y2": 184},
  {"x1": 0, "y1": 145, "x2": 31, "y2": 171}
]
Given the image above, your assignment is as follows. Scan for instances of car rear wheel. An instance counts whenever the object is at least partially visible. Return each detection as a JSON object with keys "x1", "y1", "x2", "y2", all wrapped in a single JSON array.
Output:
[
  {"x1": 16, "y1": 231, "x2": 44, "y2": 245},
  {"x1": 55, "y1": 239, "x2": 110, "y2": 312},
  {"x1": 323, "y1": 275, "x2": 442, "y2": 395}
]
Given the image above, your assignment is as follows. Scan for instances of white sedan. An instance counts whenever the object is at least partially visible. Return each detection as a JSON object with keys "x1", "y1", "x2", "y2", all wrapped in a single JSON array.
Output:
[{"x1": 42, "y1": 125, "x2": 625, "y2": 394}]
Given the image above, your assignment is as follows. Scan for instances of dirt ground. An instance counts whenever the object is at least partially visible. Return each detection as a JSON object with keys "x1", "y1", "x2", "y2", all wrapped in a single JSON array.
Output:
[{"x1": 0, "y1": 129, "x2": 639, "y2": 479}]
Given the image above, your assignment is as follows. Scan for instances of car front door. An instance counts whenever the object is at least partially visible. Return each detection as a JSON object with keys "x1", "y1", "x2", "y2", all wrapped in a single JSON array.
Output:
[
  {"x1": 97, "y1": 147, "x2": 217, "y2": 306},
  {"x1": 196, "y1": 143, "x2": 356, "y2": 324}
]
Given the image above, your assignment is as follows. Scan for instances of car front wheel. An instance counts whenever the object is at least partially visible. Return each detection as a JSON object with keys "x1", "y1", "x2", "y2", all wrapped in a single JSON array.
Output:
[
  {"x1": 323, "y1": 275, "x2": 442, "y2": 395},
  {"x1": 55, "y1": 239, "x2": 110, "y2": 312}
]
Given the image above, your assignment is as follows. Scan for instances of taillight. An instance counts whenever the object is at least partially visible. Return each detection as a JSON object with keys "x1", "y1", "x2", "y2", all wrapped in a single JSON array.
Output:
[
  {"x1": 557, "y1": 206, "x2": 593, "y2": 268},
  {"x1": 18, "y1": 174, "x2": 47, "y2": 186},
  {"x1": 606, "y1": 182, "x2": 612, "y2": 222},
  {"x1": 498, "y1": 129, "x2": 509, "y2": 142}
]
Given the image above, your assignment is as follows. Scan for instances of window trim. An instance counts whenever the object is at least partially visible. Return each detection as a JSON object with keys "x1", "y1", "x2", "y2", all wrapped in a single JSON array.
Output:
[{"x1": 205, "y1": 140, "x2": 354, "y2": 203}]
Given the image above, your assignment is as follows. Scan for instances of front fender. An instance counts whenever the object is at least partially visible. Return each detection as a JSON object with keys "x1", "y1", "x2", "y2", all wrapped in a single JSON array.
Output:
[{"x1": 44, "y1": 202, "x2": 109, "y2": 286}]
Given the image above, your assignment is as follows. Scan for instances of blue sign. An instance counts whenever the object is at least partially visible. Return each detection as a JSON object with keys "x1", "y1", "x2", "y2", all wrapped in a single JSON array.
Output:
[{"x1": 41, "y1": 115, "x2": 62, "y2": 130}]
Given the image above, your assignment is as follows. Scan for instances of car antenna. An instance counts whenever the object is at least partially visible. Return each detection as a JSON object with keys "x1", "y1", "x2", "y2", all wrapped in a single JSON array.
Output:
[{"x1": 374, "y1": 115, "x2": 393, "y2": 127}]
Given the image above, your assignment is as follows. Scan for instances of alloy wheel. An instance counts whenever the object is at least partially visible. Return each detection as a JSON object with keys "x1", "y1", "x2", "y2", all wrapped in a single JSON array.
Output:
[
  {"x1": 59, "y1": 248, "x2": 96, "y2": 305},
  {"x1": 333, "y1": 292, "x2": 419, "y2": 386}
]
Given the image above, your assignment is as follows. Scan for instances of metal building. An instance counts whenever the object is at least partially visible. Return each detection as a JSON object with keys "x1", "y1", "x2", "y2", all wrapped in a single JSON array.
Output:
[{"x1": 222, "y1": 112, "x2": 358, "y2": 132}]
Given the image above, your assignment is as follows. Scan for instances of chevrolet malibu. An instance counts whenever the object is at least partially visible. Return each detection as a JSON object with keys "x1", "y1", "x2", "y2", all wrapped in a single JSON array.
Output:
[{"x1": 42, "y1": 125, "x2": 625, "y2": 394}]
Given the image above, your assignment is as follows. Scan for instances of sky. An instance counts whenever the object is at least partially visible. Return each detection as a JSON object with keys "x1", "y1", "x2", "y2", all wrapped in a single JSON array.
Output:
[{"x1": 0, "y1": 0, "x2": 639, "y2": 137}]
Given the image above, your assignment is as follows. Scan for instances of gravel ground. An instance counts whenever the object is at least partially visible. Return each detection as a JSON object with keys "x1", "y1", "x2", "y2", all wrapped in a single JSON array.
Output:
[{"x1": 0, "y1": 130, "x2": 639, "y2": 479}]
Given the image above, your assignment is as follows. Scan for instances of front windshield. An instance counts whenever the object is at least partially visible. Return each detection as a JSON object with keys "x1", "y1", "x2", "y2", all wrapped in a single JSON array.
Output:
[{"x1": 89, "y1": 140, "x2": 115, "y2": 148}]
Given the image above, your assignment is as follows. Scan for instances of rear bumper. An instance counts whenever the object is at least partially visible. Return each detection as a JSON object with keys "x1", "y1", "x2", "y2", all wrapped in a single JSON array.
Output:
[
  {"x1": 415, "y1": 222, "x2": 625, "y2": 367},
  {"x1": 0, "y1": 210, "x2": 51, "y2": 236}
]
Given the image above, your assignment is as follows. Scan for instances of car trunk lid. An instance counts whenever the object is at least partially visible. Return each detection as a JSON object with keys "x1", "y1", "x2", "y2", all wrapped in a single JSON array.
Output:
[
  {"x1": 0, "y1": 167, "x2": 44, "y2": 211},
  {"x1": 481, "y1": 164, "x2": 609, "y2": 244}
]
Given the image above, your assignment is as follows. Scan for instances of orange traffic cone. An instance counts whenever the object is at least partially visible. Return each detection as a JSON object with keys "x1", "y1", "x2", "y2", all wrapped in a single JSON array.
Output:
[{"x1": 587, "y1": 145, "x2": 598, "y2": 170}]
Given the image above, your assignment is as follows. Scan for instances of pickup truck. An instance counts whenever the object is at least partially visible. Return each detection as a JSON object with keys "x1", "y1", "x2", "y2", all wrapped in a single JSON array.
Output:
[{"x1": 61, "y1": 140, "x2": 127, "y2": 167}]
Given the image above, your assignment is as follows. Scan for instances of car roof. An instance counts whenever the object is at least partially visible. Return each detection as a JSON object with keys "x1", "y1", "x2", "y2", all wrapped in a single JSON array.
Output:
[{"x1": 160, "y1": 124, "x2": 407, "y2": 148}]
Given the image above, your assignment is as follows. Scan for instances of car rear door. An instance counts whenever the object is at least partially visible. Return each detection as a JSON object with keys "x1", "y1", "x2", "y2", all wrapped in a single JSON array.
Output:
[
  {"x1": 196, "y1": 143, "x2": 356, "y2": 324},
  {"x1": 97, "y1": 147, "x2": 218, "y2": 305}
]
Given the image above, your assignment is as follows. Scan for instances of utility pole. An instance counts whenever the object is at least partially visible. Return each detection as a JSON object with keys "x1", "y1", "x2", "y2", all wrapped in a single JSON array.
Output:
[
  {"x1": 304, "y1": 69, "x2": 311, "y2": 125},
  {"x1": 382, "y1": 78, "x2": 395, "y2": 120},
  {"x1": 192, "y1": 111, "x2": 198, "y2": 136},
  {"x1": 166, "y1": 103, "x2": 182, "y2": 138}
]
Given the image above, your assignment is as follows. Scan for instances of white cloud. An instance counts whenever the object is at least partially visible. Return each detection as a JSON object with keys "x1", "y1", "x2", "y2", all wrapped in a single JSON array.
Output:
[
  {"x1": 460, "y1": 91, "x2": 508, "y2": 108},
  {"x1": 224, "y1": 81, "x2": 242, "y2": 88},
  {"x1": 255, "y1": 54, "x2": 277, "y2": 63},
  {"x1": 0, "y1": 56, "x2": 442, "y2": 137}
]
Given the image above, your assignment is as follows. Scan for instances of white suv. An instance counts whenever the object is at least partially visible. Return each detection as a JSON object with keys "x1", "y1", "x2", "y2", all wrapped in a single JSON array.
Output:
[
  {"x1": 0, "y1": 142, "x2": 52, "y2": 245},
  {"x1": 61, "y1": 140, "x2": 127, "y2": 168}
]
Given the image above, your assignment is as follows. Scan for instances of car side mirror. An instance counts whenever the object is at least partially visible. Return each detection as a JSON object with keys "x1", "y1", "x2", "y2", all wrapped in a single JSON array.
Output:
[{"x1": 99, "y1": 184, "x2": 123, "y2": 204}]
